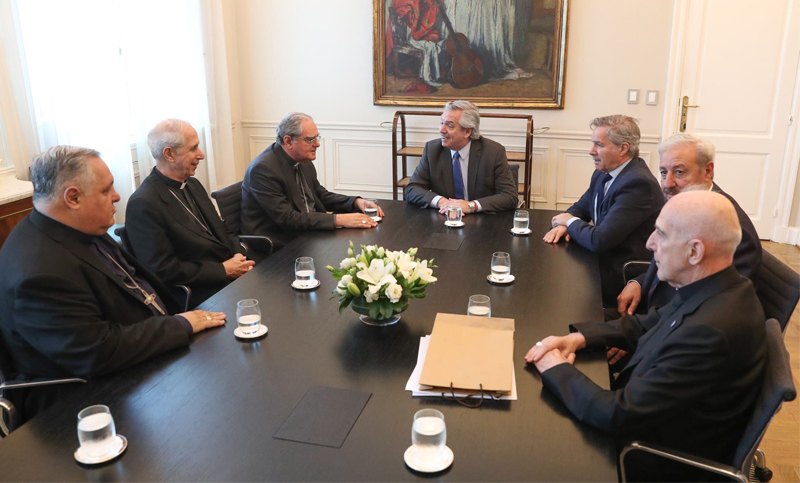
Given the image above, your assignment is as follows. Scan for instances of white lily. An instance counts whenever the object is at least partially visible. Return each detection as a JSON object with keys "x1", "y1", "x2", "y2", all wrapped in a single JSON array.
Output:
[
  {"x1": 356, "y1": 258, "x2": 397, "y2": 287},
  {"x1": 411, "y1": 260, "x2": 437, "y2": 284},
  {"x1": 394, "y1": 252, "x2": 417, "y2": 281},
  {"x1": 364, "y1": 284, "x2": 381, "y2": 303},
  {"x1": 386, "y1": 283, "x2": 403, "y2": 303}
]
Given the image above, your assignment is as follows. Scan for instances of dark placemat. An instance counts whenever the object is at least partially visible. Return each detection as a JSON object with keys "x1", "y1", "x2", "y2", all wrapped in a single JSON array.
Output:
[
  {"x1": 273, "y1": 386, "x2": 372, "y2": 448},
  {"x1": 422, "y1": 233, "x2": 466, "y2": 251}
]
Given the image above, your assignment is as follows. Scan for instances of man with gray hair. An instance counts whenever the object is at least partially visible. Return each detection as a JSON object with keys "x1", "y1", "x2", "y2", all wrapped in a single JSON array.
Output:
[
  {"x1": 544, "y1": 115, "x2": 664, "y2": 307},
  {"x1": 241, "y1": 112, "x2": 381, "y2": 250},
  {"x1": 405, "y1": 100, "x2": 518, "y2": 214},
  {"x1": 0, "y1": 146, "x2": 226, "y2": 422},
  {"x1": 528, "y1": 190, "x2": 765, "y2": 481},
  {"x1": 127, "y1": 119, "x2": 254, "y2": 306}
]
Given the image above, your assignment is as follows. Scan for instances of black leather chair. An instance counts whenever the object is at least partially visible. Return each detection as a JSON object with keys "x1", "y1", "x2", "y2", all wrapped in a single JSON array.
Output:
[
  {"x1": 211, "y1": 180, "x2": 274, "y2": 260},
  {"x1": 619, "y1": 318, "x2": 796, "y2": 482},
  {"x1": 756, "y1": 250, "x2": 800, "y2": 332},
  {"x1": 622, "y1": 260, "x2": 651, "y2": 285},
  {"x1": 0, "y1": 333, "x2": 85, "y2": 438},
  {"x1": 111, "y1": 225, "x2": 192, "y2": 312}
]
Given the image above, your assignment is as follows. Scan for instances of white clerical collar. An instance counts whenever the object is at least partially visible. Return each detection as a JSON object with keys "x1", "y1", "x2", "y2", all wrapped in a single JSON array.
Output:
[{"x1": 450, "y1": 141, "x2": 471, "y2": 161}]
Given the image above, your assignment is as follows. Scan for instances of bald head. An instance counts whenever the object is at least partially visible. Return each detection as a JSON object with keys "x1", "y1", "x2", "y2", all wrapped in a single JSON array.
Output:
[{"x1": 647, "y1": 191, "x2": 741, "y2": 287}]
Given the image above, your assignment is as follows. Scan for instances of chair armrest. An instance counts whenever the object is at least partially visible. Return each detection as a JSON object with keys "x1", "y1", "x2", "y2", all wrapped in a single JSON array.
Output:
[
  {"x1": 0, "y1": 397, "x2": 19, "y2": 438},
  {"x1": 0, "y1": 377, "x2": 87, "y2": 391},
  {"x1": 620, "y1": 441, "x2": 747, "y2": 483},
  {"x1": 239, "y1": 235, "x2": 274, "y2": 257},
  {"x1": 623, "y1": 260, "x2": 651, "y2": 285},
  {"x1": 175, "y1": 284, "x2": 192, "y2": 312},
  {"x1": 0, "y1": 378, "x2": 86, "y2": 437}
]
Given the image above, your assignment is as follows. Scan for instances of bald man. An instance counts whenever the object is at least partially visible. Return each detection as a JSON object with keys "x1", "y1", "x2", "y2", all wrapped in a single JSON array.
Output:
[
  {"x1": 127, "y1": 119, "x2": 254, "y2": 307},
  {"x1": 525, "y1": 191, "x2": 766, "y2": 481}
]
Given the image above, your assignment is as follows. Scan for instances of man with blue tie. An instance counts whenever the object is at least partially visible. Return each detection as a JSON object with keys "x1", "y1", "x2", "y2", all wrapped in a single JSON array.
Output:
[
  {"x1": 404, "y1": 100, "x2": 518, "y2": 215},
  {"x1": 544, "y1": 115, "x2": 663, "y2": 306}
]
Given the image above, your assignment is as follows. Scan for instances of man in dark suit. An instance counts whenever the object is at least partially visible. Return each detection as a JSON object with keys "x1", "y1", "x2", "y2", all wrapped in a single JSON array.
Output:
[
  {"x1": 0, "y1": 146, "x2": 226, "y2": 422},
  {"x1": 544, "y1": 115, "x2": 664, "y2": 306},
  {"x1": 126, "y1": 119, "x2": 254, "y2": 306},
  {"x1": 241, "y1": 112, "x2": 382, "y2": 250},
  {"x1": 405, "y1": 100, "x2": 518, "y2": 215},
  {"x1": 527, "y1": 191, "x2": 765, "y2": 481},
  {"x1": 615, "y1": 133, "x2": 761, "y2": 317}
]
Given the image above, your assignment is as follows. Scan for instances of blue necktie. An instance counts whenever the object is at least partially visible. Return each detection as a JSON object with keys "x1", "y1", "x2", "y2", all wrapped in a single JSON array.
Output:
[{"x1": 452, "y1": 152, "x2": 465, "y2": 200}]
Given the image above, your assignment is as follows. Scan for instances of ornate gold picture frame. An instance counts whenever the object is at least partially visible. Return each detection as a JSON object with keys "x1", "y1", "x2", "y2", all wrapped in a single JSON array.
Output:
[{"x1": 373, "y1": 0, "x2": 569, "y2": 109}]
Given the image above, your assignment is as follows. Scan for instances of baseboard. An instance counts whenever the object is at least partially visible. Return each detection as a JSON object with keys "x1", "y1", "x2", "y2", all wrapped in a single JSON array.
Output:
[{"x1": 771, "y1": 225, "x2": 800, "y2": 245}]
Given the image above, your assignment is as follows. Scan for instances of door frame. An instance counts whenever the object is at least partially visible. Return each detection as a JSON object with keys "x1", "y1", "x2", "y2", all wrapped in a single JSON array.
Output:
[{"x1": 661, "y1": 0, "x2": 800, "y2": 244}]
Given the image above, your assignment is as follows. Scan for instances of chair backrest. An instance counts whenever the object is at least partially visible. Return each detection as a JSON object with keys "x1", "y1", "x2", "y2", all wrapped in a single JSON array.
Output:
[
  {"x1": 756, "y1": 250, "x2": 800, "y2": 331},
  {"x1": 211, "y1": 181, "x2": 243, "y2": 236},
  {"x1": 732, "y1": 318, "x2": 797, "y2": 472},
  {"x1": 0, "y1": 331, "x2": 14, "y2": 385},
  {"x1": 113, "y1": 225, "x2": 135, "y2": 254}
]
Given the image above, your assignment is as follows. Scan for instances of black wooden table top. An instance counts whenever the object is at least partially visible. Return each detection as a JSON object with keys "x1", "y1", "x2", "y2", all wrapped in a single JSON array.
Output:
[{"x1": 0, "y1": 201, "x2": 617, "y2": 482}]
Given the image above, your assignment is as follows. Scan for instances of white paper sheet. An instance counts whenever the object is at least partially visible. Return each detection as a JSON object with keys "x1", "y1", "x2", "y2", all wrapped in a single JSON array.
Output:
[{"x1": 406, "y1": 336, "x2": 517, "y2": 400}]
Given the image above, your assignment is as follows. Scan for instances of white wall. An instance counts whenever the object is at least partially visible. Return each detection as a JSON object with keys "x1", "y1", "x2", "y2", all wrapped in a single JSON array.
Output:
[{"x1": 227, "y1": 0, "x2": 674, "y2": 210}]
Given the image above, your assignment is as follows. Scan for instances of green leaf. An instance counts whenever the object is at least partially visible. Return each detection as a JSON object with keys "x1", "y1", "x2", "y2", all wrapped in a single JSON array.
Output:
[
  {"x1": 338, "y1": 296, "x2": 352, "y2": 314},
  {"x1": 369, "y1": 302, "x2": 380, "y2": 319},
  {"x1": 380, "y1": 301, "x2": 392, "y2": 319}
]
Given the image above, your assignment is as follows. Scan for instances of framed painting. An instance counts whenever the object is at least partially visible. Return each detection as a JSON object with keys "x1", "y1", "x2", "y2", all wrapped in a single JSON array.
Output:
[{"x1": 373, "y1": 0, "x2": 569, "y2": 109}]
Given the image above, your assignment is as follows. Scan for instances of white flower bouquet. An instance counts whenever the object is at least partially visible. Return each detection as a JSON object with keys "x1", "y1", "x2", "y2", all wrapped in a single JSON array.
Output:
[{"x1": 327, "y1": 241, "x2": 437, "y2": 322}]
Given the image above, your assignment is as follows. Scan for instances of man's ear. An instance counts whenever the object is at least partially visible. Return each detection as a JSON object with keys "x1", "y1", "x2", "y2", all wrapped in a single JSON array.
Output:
[
  {"x1": 163, "y1": 147, "x2": 175, "y2": 163},
  {"x1": 63, "y1": 186, "x2": 81, "y2": 210},
  {"x1": 618, "y1": 142, "x2": 630, "y2": 157},
  {"x1": 687, "y1": 238, "x2": 705, "y2": 266}
]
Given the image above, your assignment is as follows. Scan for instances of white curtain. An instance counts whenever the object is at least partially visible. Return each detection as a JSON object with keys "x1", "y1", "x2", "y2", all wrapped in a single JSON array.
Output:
[{"x1": 5, "y1": 0, "x2": 236, "y2": 221}]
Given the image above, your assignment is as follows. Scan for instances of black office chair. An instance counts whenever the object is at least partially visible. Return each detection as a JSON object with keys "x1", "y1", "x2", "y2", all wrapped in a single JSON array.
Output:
[
  {"x1": 756, "y1": 250, "x2": 800, "y2": 332},
  {"x1": 111, "y1": 226, "x2": 192, "y2": 312},
  {"x1": 0, "y1": 333, "x2": 86, "y2": 438},
  {"x1": 622, "y1": 260, "x2": 651, "y2": 285},
  {"x1": 619, "y1": 318, "x2": 796, "y2": 483},
  {"x1": 211, "y1": 180, "x2": 274, "y2": 259}
]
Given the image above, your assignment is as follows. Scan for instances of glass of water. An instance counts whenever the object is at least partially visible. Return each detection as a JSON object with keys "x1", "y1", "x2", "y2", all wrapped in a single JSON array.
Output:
[
  {"x1": 363, "y1": 199, "x2": 380, "y2": 220},
  {"x1": 513, "y1": 210, "x2": 529, "y2": 232},
  {"x1": 236, "y1": 299, "x2": 261, "y2": 335},
  {"x1": 446, "y1": 206, "x2": 462, "y2": 225},
  {"x1": 77, "y1": 405, "x2": 117, "y2": 458},
  {"x1": 491, "y1": 252, "x2": 511, "y2": 282},
  {"x1": 468, "y1": 295, "x2": 491, "y2": 317},
  {"x1": 295, "y1": 257, "x2": 316, "y2": 288},
  {"x1": 412, "y1": 409, "x2": 447, "y2": 461}
]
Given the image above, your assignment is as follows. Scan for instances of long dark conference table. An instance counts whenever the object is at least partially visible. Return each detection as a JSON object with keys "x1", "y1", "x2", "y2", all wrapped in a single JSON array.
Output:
[{"x1": 0, "y1": 201, "x2": 617, "y2": 482}]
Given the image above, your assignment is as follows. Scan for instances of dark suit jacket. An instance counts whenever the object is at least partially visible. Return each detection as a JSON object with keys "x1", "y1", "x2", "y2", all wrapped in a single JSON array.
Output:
[
  {"x1": 0, "y1": 210, "x2": 191, "y2": 421},
  {"x1": 541, "y1": 266, "x2": 765, "y2": 480},
  {"x1": 241, "y1": 142, "x2": 358, "y2": 249},
  {"x1": 566, "y1": 157, "x2": 664, "y2": 305},
  {"x1": 404, "y1": 137, "x2": 518, "y2": 213},
  {"x1": 126, "y1": 169, "x2": 244, "y2": 306},
  {"x1": 634, "y1": 183, "x2": 762, "y2": 312}
]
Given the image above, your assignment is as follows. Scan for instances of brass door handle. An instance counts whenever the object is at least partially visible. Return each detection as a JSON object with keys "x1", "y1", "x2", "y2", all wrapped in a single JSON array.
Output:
[{"x1": 680, "y1": 96, "x2": 699, "y2": 132}]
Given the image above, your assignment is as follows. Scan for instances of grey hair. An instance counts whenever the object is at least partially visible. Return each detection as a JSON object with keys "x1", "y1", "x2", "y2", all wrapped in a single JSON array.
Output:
[
  {"x1": 147, "y1": 119, "x2": 190, "y2": 162},
  {"x1": 658, "y1": 133, "x2": 716, "y2": 177},
  {"x1": 276, "y1": 112, "x2": 314, "y2": 144},
  {"x1": 590, "y1": 115, "x2": 641, "y2": 158},
  {"x1": 444, "y1": 100, "x2": 481, "y2": 140},
  {"x1": 31, "y1": 145, "x2": 100, "y2": 202}
]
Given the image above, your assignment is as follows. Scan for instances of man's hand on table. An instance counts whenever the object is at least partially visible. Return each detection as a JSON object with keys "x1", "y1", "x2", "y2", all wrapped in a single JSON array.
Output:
[
  {"x1": 525, "y1": 333, "x2": 586, "y2": 372},
  {"x1": 180, "y1": 310, "x2": 227, "y2": 334},
  {"x1": 336, "y1": 213, "x2": 378, "y2": 229},
  {"x1": 355, "y1": 198, "x2": 385, "y2": 218},
  {"x1": 437, "y1": 198, "x2": 473, "y2": 215}
]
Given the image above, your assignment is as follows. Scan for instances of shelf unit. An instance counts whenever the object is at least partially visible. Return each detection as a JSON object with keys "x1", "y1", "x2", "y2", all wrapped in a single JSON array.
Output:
[{"x1": 391, "y1": 110, "x2": 535, "y2": 207}]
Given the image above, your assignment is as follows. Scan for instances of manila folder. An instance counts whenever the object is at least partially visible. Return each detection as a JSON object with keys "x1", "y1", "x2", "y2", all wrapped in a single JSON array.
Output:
[{"x1": 419, "y1": 313, "x2": 514, "y2": 393}]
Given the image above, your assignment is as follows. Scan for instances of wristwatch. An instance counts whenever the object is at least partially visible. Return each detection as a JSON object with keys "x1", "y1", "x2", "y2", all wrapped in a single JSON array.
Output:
[{"x1": 468, "y1": 201, "x2": 476, "y2": 213}]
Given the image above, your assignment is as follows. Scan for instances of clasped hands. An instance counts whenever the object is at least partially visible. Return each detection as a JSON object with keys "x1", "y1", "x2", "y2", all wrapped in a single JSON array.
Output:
[
  {"x1": 437, "y1": 198, "x2": 473, "y2": 215},
  {"x1": 524, "y1": 332, "x2": 586, "y2": 373},
  {"x1": 543, "y1": 213, "x2": 573, "y2": 244}
]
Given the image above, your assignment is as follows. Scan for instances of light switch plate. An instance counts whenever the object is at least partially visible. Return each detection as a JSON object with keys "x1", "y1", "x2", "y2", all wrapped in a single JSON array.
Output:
[
  {"x1": 627, "y1": 89, "x2": 639, "y2": 104},
  {"x1": 646, "y1": 90, "x2": 658, "y2": 105}
]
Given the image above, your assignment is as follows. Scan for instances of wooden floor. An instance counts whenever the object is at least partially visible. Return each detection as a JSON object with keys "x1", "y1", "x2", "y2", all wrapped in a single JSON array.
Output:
[{"x1": 760, "y1": 241, "x2": 800, "y2": 483}]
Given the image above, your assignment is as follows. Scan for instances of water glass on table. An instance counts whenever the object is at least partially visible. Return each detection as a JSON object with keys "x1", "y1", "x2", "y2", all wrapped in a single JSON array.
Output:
[
  {"x1": 295, "y1": 256, "x2": 316, "y2": 288},
  {"x1": 363, "y1": 199, "x2": 380, "y2": 221},
  {"x1": 468, "y1": 294, "x2": 491, "y2": 317},
  {"x1": 236, "y1": 299, "x2": 261, "y2": 335},
  {"x1": 77, "y1": 405, "x2": 118, "y2": 458},
  {"x1": 446, "y1": 206, "x2": 462, "y2": 225},
  {"x1": 491, "y1": 252, "x2": 511, "y2": 282},
  {"x1": 513, "y1": 210, "x2": 529, "y2": 232},
  {"x1": 412, "y1": 409, "x2": 447, "y2": 461}
]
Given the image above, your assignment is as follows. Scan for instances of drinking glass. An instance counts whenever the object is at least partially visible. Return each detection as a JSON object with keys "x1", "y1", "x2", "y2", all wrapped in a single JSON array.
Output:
[
  {"x1": 236, "y1": 299, "x2": 261, "y2": 335},
  {"x1": 363, "y1": 199, "x2": 380, "y2": 220},
  {"x1": 412, "y1": 409, "x2": 447, "y2": 461},
  {"x1": 513, "y1": 210, "x2": 529, "y2": 232},
  {"x1": 491, "y1": 252, "x2": 511, "y2": 281},
  {"x1": 295, "y1": 257, "x2": 316, "y2": 288},
  {"x1": 468, "y1": 295, "x2": 491, "y2": 317},
  {"x1": 446, "y1": 206, "x2": 462, "y2": 225},
  {"x1": 77, "y1": 405, "x2": 117, "y2": 458}
]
